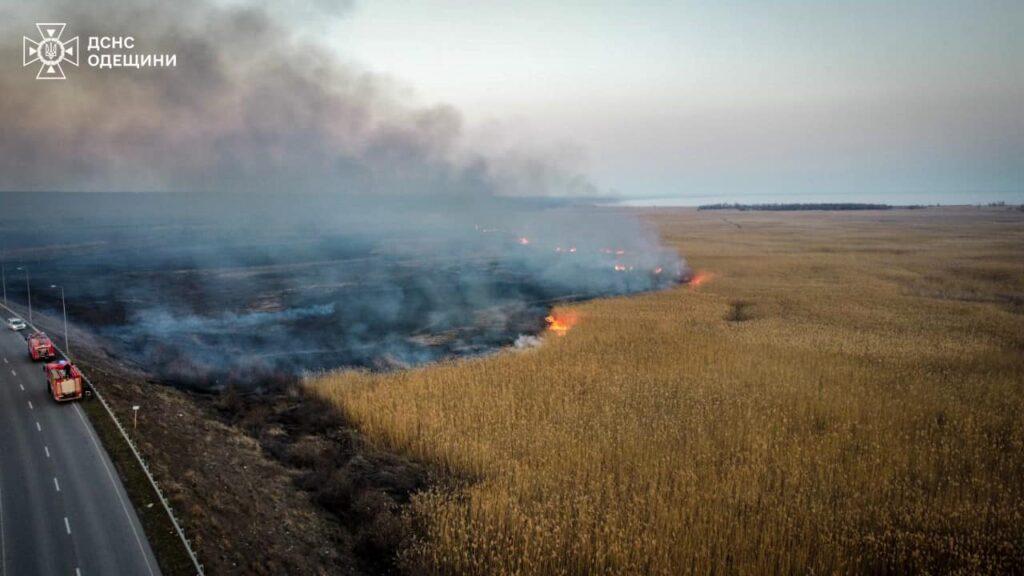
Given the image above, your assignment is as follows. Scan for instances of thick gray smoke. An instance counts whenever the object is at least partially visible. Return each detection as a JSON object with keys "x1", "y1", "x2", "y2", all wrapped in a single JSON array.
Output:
[
  {"x1": 0, "y1": 1, "x2": 686, "y2": 389},
  {"x1": 0, "y1": 0, "x2": 591, "y2": 197}
]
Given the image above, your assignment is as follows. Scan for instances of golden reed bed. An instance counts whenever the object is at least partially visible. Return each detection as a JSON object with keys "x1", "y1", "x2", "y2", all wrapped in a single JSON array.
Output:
[{"x1": 310, "y1": 207, "x2": 1024, "y2": 575}]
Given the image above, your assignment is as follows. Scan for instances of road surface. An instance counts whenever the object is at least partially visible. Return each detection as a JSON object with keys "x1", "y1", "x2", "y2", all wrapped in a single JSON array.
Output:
[{"x1": 0, "y1": 325, "x2": 161, "y2": 576}]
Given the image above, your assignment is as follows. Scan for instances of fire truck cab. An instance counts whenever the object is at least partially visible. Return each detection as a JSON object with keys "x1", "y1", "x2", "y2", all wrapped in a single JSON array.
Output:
[
  {"x1": 44, "y1": 360, "x2": 84, "y2": 402},
  {"x1": 28, "y1": 331, "x2": 57, "y2": 361}
]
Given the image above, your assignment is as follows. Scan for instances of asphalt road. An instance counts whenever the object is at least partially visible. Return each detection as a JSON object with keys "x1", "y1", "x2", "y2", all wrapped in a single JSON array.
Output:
[{"x1": 0, "y1": 325, "x2": 161, "y2": 576}]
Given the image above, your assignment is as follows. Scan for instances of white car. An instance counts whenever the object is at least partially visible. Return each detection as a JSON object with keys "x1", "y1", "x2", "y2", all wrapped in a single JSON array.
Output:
[{"x1": 7, "y1": 317, "x2": 27, "y2": 331}]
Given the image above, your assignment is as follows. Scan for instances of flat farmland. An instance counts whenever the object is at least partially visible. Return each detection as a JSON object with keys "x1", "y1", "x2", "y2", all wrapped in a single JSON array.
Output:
[{"x1": 311, "y1": 207, "x2": 1024, "y2": 575}]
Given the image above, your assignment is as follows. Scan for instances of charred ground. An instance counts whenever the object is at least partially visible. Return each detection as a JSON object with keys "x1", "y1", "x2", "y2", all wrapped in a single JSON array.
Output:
[{"x1": 2, "y1": 192, "x2": 683, "y2": 389}]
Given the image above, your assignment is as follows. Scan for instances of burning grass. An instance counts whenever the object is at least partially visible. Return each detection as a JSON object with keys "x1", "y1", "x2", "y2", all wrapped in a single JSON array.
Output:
[
  {"x1": 544, "y1": 309, "x2": 579, "y2": 336},
  {"x1": 1, "y1": 193, "x2": 684, "y2": 388},
  {"x1": 309, "y1": 206, "x2": 1024, "y2": 574}
]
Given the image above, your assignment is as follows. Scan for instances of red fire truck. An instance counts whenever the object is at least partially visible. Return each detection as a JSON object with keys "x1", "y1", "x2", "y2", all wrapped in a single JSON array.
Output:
[
  {"x1": 44, "y1": 360, "x2": 84, "y2": 402},
  {"x1": 28, "y1": 331, "x2": 57, "y2": 361}
]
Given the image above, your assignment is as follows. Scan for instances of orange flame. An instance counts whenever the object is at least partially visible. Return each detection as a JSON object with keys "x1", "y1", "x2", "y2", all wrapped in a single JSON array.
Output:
[
  {"x1": 689, "y1": 270, "x2": 715, "y2": 287},
  {"x1": 545, "y1": 310, "x2": 578, "y2": 336}
]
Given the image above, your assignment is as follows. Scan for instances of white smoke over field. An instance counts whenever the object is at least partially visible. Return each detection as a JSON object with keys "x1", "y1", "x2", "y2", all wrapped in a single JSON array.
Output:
[{"x1": 2, "y1": 193, "x2": 685, "y2": 389}]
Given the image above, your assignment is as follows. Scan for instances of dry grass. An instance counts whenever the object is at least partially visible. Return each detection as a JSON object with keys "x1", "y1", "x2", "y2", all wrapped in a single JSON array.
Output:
[{"x1": 309, "y1": 207, "x2": 1024, "y2": 575}]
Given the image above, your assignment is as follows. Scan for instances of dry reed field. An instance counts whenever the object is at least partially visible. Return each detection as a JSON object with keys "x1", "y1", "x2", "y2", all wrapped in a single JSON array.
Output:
[{"x1": 309, "y1": 207, "x2": 1024, "y2": 575}]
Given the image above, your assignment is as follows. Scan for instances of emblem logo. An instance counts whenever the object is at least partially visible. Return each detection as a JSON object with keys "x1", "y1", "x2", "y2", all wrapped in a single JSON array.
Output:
[{"x1": 24, "y1": 23, "x2": 79, "y2": 80}]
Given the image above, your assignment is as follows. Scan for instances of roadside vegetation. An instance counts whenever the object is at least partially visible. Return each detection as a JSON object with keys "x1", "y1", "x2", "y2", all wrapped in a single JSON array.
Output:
[
  {"x1": 310, "y1": 207, "x2": 1024, "y2": 574},
  {"x1": 81, "y1": 399, "x2": 198, "y2": 576}
]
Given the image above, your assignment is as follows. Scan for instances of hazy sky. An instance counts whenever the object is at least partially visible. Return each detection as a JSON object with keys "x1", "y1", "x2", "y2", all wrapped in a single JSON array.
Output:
[
  {"x1": 329, "y1": 0, "x2": 1023, "y2": 203},
  {"x1": 2, "y1": 1, "x2": 1021, "y2": 203}
]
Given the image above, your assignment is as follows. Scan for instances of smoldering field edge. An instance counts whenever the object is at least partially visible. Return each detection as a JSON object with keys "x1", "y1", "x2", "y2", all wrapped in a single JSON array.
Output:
[{"x1": 0, "y1": 192, "x2": 684, "y2": 388}]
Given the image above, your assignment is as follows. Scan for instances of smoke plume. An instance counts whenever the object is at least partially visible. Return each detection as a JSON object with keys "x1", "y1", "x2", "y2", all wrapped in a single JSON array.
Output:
[
  {"x1": 0, "y1": 0, "x2": 590, "y2": 197},
  {"x1": 0, "y1": 1, "x2": 686, "y2": 389}
]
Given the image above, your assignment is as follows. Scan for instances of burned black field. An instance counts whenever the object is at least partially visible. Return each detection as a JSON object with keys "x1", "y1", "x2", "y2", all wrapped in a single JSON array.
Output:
[{"x1": 2, "y1": 192, "x2": 684, "y2": 389}]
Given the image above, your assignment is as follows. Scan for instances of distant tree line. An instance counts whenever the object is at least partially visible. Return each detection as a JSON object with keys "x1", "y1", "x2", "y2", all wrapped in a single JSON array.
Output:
[
  {"x1": 697, "y1": 203, "x2": 931, "y2": 211},
  {"x1": 985, "y1": 202, "x2": 1024, "y2": 211}
]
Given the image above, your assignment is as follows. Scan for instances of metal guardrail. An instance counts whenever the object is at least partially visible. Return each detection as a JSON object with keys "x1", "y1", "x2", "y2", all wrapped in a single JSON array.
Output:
[{"x1": 1, "y1": 302, "x2": 205, "y2": 576}]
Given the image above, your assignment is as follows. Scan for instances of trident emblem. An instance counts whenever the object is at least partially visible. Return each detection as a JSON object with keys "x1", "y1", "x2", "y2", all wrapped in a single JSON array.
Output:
[{"x1": 23, "y1": 23, "x2": 79, "y2": 80}]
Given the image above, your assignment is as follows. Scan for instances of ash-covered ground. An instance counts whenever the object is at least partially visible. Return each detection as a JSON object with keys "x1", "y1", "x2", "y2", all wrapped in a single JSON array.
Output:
[{"x1": 2, "y1": 192, "x2": 685, "y2": 389}]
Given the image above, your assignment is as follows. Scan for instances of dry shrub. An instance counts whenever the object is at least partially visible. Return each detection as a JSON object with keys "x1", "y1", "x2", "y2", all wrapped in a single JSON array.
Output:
[{"x1": 212, "y1": 389, "x2": 428, "y2": 574}]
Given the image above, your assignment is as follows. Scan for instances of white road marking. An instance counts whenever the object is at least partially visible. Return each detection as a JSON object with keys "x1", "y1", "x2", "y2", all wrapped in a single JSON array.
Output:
[
  {"x1": 74, "y1": 405, "x2": 157, "y2": 576},
  {"x1": 44, "y1": 445, "x2": 50, "y2": 458},
  {"x1": 27, "y1": 401, "x2": 33, "y2": 410},
  {"x1": 35, "y1": 422, "x2": 41, "y2": 432},
  {"x1": 0, "y1": 485, "x2": 6, "y2": 576},
  {"x1": 2, "y1": 357, "x2": 6, "y2": 364},
  {"x1": 8, "y1": 370, "x2": 13, "y2": 377},
  {"x1": 17, "y1": 384, "x2": 23, "y2": 392},
  {"x1": 64, "y1": 516, "x2": 71, "y2": 535},
  {"x1": 76, "y1": 569, "x2": 81, "y2": 576},
  {"x1": 54, "y1": 477, "x2": 61, "y2": 493}
]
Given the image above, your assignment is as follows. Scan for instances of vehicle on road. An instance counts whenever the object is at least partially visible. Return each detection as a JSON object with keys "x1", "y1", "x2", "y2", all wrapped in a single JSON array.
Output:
[
  {"x1": 28, "y1": 331, "x2": 57, "y2": 361},
  {"x1": 44, "y1": 360, "x2": 84, "y2": 402},
  {"x1": 7, "y1": 317, "x2": 27, "y2": 331}
]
